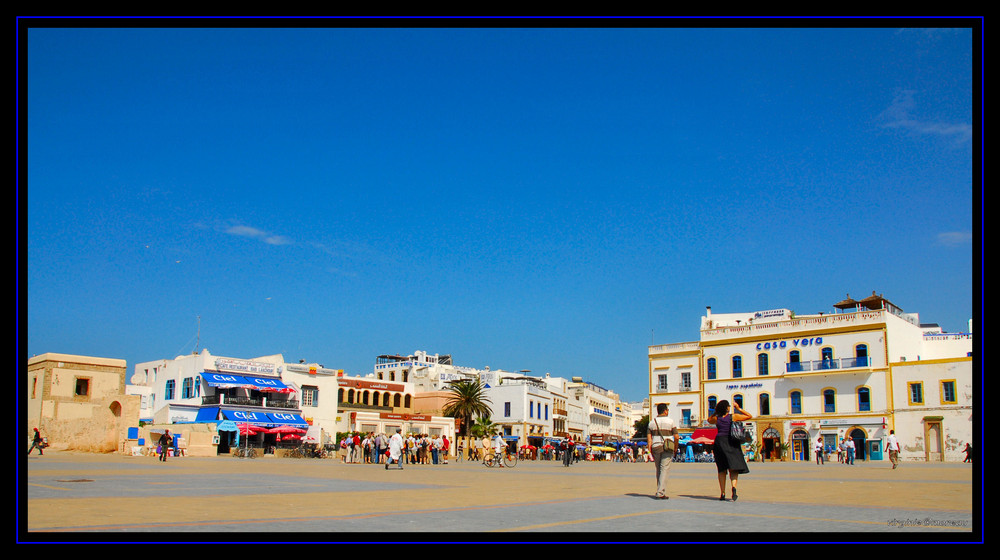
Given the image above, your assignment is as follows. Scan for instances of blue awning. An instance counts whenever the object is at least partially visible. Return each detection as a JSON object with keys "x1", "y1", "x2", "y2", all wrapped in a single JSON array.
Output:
[
  {"x1": 242, "y1": 375, "x2": 294, "y2": 393},
  {"x1": 195, "y1": 407, "x2": 220, "y2": 422},
  {"x1": 203, "y1": 372, "x2": 252, "y2": 388},
  {"x1": 267, "y1": 412, "x2": 308, "y2": 427},
  {"x1": 221, "y1": 409, "x2": 274, "y2": 426}
]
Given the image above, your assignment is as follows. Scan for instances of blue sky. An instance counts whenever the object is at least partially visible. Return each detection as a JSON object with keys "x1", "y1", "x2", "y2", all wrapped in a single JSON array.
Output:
[{"x1": 23, "y1": 23, "x2": 977, "y2": 402}]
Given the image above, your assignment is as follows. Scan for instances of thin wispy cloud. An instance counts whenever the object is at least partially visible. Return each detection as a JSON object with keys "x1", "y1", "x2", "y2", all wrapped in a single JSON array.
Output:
[
  {"x1": 935, "y1": 231, "x2": 972, "y2": 246},
  {"x1": 224, "y1": 225, "x2": 294, "y2": 246},
  {"x1": 879, "y1": 90, "x2": 971, "y2": 143}
]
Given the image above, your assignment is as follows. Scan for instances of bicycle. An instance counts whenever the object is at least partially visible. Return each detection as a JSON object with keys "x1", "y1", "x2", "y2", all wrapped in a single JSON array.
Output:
[
  {"x1": 483, "y1": 449, "x2": 518, "y2": 468},
  {"x1": 232, "y1": 447, "x2": 257, "y2": 459}
]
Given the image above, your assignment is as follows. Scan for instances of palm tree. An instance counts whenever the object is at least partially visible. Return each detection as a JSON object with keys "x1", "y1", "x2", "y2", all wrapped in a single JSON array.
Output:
[
  {"x1": 442, "y1": 379, "x2": 493, "y2": 438},
  {"x1": 469, "y1": 416, "x2": 499, "y2": 438}
]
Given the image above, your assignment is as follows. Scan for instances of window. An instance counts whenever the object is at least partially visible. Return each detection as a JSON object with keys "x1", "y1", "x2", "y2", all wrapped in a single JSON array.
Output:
[
  {"x1": 823, "y1": 389, "x2": 836, "y2": 413},
  {"x1": 855, "y1": 344, "x2": 869, "y2": 367},
  {"x1": 529, "y1": 401, "x2": 534, "y2": 418},
  {"x1": 759, "y1": 393, "x2": 770, "y2": 416},
  {"x1": 181, "y1": 377, "x2": 194, "y2": 399},
  {"x1": 681, "y1": 372, "x2": 691, "y2": 391},
  {"x1": 732, "y1": 356, "x2": 742, "y2": 378},
  {"x1": 941, "y1": 380, "x2": 957, "y2": 404},
  {"x1": 858, "y1": 387, "x2": 871, "y2": 412},
  {"x1": 757, "y1": 353, "x2": 769, "y2": 376},
  {"x1": 788, "y1": 350, "x2": 801, "y2": 372},
  {"x1": 707, "y1": 395, "x2": 717, "y2": 413},
  {"x1": 657, "y1": 374, "x2": 668, "y2": 391},
  {"x1": 74, "y1": 377, "x2": 90, "y2": 397},
  {"x1": 790, "y1": 391, "x2": 802, "y2": 414},
  {"x1": 165, "y1": 380, "x2": 175, "y2": 400},
  {"x1": 706, "y1": 358, "x2": 717, "y2": 380},
  {"x1": 544, "y1": 404, "x2": 549, "y2": 420},
  {"x1": 733, "y1": 394, "x2": 744, "y2": 409},
  {"x1": 301, "y1": 385, "x2": 319, "y2": 407},
  {"x1": 504, "y1": 402, "x2": 511, "y2": 417},
  {"x1": 908, "y1": 382, "x2": 924, "y2": 405}
]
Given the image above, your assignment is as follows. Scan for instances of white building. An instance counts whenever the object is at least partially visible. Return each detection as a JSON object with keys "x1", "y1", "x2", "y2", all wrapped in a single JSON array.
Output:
[
  {"x1": 649, "y1": 293, "x2": 973, "y2": 463},
  {"x1": 372, "y1": 351, "x2": 624, "y2": 447},
  {"x1": 130, "y1": 350, "x2": 306, "y2": 454}
]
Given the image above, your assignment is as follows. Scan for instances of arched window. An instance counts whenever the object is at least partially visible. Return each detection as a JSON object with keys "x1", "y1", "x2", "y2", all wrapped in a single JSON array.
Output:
[
  {"x1": 733, "y1": 394, "x2": 744, "y2": 409},
  {"x1": 393, "y1": 393, "x2": 401, "y2": 407},
  {"x1": 823, "y1": 389, "x2": 836, "y2": 413},
  {"x1": 757, "y1": 353, "x2": 769, "y2": 376},
  {"x1": 855, "y1": 344, "x2": 869, "y2": 367},
  {"x1": 790, "y1": 391, "x2": 802, "y2": 414},
  {"x1": 857, "y1": 387, "x2": 871, "y2": 412},
  {"x1": 759, "y1": 393, "x2": 770, "y2": 416},
  {"x1": 789, "y1": 350, "x2": 801, "y2": 372},
  {"x1": 707, "y1": 358, "x2": 717, "y2": 380},
  {"x1": 732, "y1": 356, "x2": 743, "y2": 378},
  {"x1": 707, "y1": 395, "x2": 717, "y2": 413}
]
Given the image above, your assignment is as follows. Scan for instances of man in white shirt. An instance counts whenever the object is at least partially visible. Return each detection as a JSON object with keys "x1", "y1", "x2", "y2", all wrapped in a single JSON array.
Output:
[
  {"x1": 886, "y1": 430, "x2": 901, "y2": 469},
  {"x1": 647, "y1": 403, "x2": 678, "y2": 500}
]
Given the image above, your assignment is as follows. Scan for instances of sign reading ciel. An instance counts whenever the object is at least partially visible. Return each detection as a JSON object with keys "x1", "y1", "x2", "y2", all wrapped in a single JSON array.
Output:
[{"x1": 215, "y1": 358, "x2": 277, "y2": 376}]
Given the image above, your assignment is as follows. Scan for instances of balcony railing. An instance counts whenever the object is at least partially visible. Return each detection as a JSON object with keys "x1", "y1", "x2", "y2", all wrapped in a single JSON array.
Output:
[
  {"x1": 201, "y1": 394, "x2": 300, "y2": 409},
  {"x1": 786, "y1": 357, "x2": 869, "y2": 373}
]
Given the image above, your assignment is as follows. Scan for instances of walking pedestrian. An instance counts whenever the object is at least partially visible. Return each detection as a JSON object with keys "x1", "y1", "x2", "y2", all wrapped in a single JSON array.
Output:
[
  {"x1": 647, "y1": 403, "x2": 678, "y2": 500},
  {"x1": 886, "y1": 430, "x2": 901, "y2": 469},
  {"x1": 815, "y1": 436, "x2": 824, "y2": 465},
  {"x1": 158, "y1": 430, "x2": 171, "y2": 462},
  {"x1": 707, "y1": 400, "x2": 751, "y2": 502},
  {"x1": 28, "y1": 428, "x2": 45, "y2": 456}
]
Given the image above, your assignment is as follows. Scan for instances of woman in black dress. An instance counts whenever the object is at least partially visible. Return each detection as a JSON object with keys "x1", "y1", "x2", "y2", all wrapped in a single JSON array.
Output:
[{"x1": 708, "y1": 400, "x2": 751, "y2": 501}]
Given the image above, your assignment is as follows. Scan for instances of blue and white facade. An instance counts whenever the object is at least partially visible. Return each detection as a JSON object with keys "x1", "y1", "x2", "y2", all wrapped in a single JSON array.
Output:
[
  {"x1": 649, "y1": 294, "x2": 973, "y2": 462},
  {"x1": 129, "y1": 349, "x2": 308, "y2": 448}
]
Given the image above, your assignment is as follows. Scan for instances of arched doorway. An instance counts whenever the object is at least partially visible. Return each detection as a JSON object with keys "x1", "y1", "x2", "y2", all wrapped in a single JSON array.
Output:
[
  {"x1": 790, "y1": 429, "x2": 810, "y2": 461},
  {"x1": 848, "y1": 427, "x2": 867, "y2": 461},
  {"x1": 762, "y1": 427, "x2": 781, "y2": 461}
]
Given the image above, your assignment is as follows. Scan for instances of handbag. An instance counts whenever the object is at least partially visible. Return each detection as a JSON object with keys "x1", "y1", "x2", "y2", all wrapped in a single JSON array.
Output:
[{"x1": 729, "y1": 419, "x2": 751, "y2": 444}]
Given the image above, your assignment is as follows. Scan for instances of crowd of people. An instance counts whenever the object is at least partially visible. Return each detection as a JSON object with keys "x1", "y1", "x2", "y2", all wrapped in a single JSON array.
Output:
[{"x1": 338, "y1": 431, "x2": 453, "y2": 465}]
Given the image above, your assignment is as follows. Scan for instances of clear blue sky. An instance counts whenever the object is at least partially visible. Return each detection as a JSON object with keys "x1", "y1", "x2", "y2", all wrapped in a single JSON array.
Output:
[{"x1": 23, "y1": 23, "x2": 977, "y2": 402}]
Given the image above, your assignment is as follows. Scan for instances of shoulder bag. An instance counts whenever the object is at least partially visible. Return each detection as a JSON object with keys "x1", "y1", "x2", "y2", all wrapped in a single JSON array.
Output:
[{"x1": 729, "y1": 418, "x2": 751, "y2": 444}]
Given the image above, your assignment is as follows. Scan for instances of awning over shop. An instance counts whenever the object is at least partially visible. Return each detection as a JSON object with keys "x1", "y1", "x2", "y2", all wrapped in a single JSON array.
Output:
[
  {"x1": 195, "y1": 407, "x2": 220, "y2": 422},
  {"x1": 267, "y1": 412, "x2": 308, "y2": 427},
  {"x1": 242, "y1": 376, "x2": 294, "y2": 393},
  {"x1": 221, "y1": 409, "x2": 274, "y2": 426},
  {"x1": 202, "y1": 372, "x2": 295, "y2": 393},
  {"x1": 219, "y1": 409, "x2": 308, "y2": 428},
  {"x1": 690, "y1": 428, "x2": 718, "y2": 444},
  {"x1": 203, "y1": 372, "x2": 252, "y2": 388}
]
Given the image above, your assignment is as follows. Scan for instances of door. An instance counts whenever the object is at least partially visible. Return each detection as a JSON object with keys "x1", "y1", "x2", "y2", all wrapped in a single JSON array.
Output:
[
  {"x1": 849, "y1": 428, "x2": 867, "y2": 461},
  {"x1": 926, "y1": 422, "x2": 944, "y2": 462}
]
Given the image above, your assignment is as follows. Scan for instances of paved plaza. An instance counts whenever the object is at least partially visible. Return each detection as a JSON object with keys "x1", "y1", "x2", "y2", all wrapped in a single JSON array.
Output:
[{"x1": 22, "y1": 451, "x2": 979, "y2": 542}]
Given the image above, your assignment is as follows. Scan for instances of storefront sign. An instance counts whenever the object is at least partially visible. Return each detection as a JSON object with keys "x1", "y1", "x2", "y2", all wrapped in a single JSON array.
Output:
[
  {"x1": 725, "y1": 382, "x2": 764, "y2": 390},
  {"x1": 380, "y1": 413, "x2": 432, "y2": 421},
  {"x1": 215, "y1": 358, "x2": 277, "y2": 376},
  {"x1": 339, "y1": 378, "x2": 405, "y2": 392}
]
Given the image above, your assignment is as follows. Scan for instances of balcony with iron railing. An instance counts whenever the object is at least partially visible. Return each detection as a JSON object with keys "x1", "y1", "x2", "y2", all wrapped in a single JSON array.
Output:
[
  {"x1": 201, "y1": 394, "x2": 300, "y2": 409},
  {"x1": 785, "y1": 356, "x2": 870, "y2": 374}
]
